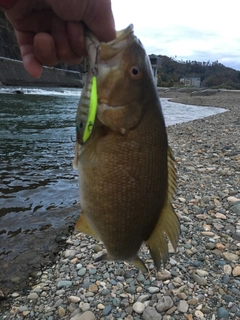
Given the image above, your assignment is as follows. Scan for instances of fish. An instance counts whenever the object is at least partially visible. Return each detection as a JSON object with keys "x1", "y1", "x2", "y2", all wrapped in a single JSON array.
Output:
[{"x1": 73, "y1": 24, "x2": 180, "y2": 272}]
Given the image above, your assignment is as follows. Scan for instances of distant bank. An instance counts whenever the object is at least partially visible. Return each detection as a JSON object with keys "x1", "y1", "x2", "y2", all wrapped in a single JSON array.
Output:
[{"x1": 0, "y1": 57, "x2": 84, "y2": 88}]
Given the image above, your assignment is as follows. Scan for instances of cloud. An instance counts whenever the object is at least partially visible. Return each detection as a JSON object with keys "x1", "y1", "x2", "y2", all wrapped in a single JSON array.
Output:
[{"x1": 112, "y1": 0, "x2": 240, "y2": 70}]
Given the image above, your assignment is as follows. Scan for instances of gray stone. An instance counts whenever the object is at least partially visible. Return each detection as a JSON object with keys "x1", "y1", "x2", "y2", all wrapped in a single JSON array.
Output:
[
  {"x1": 222, "y1": 252, "x2": 238, "y2": 261},
  {"x1": 148, "y1": 286, "x2": 160, "y2": 294},
  {"x1": 112, "y1": 298, "x2": 120, "y2": 307},
  {"x1": 143, "y1": 306, "x2": 162, "y2": 320},
  {"x1": 231, "y1": 203, "x2": 240, "y2": 214},
  {"x1": 18, "y1": 306, "x2": 29, "y2": 312},
  {"x1": 78, "y1": 268, "x2": 87, "y2": 276},
  {"x1": 222, "y1": 295, "x2": 235, "y2": 302},
  {"x1": 125, "y1": 286, "x2": 136, "y2": 294},
  {"x1": 156, "y1": 296, "x2": 174, "y2": 312},
  {"x1": 57, "y1": 280, "x2": 73, "y2": 288},
  {"x1": 102, "y1": 305, "x2": 112, "y2": 316},
  {"x1": 80, "y1": 303, "x2": 90, "y2": 312},
  {"x1": 133, "y1": 302, "x2": 145, "y2": 314},
  {"x1": 27, "y1": 292, "x2": 39, "y2": 300},
  {"x1": 101, "y1": 289, "x2": 110, "y2": 296},
  {"x1": 206, "y1": 243, "x2": 215, "y2": 250},
  {"x1": 70, "y1": 311, "x2": 95, "y2": 320},
  {"x1": 217, "y1": 307, "x2": 229, "y2": 319},
  {"x1": 232, "y1": 232, "x2": 240, "y2": 241},
  {"x1": 178, "y1": 300, "x2": 189, "y2": 313},
  {"x1": 192, "y1": 273, "x2": 207, "y2": 286}
]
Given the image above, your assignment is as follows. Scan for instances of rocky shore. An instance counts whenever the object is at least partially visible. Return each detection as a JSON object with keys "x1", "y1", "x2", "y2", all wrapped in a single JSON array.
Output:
[{"x1": 0, "y1": 90, "x2": 239, "y2": 320}]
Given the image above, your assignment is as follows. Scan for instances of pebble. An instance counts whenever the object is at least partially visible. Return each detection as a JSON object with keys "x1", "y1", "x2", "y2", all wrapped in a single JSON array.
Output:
[
  {"x1": 192, "y1": 273, "x2": 207, "y2": 286},
  {"x1": 58, "y1": 306, "x2": 66, "y2": 318},
  {"x1": 196, "y1": 269, "x2": 209, "y2": 277},
  {"x1": 227, "y1": 196, "x2": 239, "y2": 203},
  {"x1": 233, "y1": 265, "x2": 240, "y2": 277},
  {"x1": 194, "y1": 310, "x2": 204, "y2": 318},
  {"x1": 78, "y1": 268, "x2": 87, "y2": 276},
  {"x1": 156, "y1": 296, "x2": 174, "y2": 312},
  {"x1": 27, "y1": 292, "x2": 38, "y2": 300},
  {"x1": 148, "y1": 286, "x2": 160, "y2": 294},
  {"x1": 133, "y1": 301, "x2": 145, "y2": 314},
  {"x1": 68, "y1": 295, "x2": 81, "y2": 303},
  {"x1": 222, "y1": 252, "x2": 238, "y2": 261},
  {"x1": 57, "y1": 280, "x2": 73, "y2": 288},
  {"x1": 80, "y1": 303, "x2": 90, "y2": 312},
  {"x1": 142, "y1": 306, "x2": 162, "y2": 320},
  {"x1": 11, "y1": 292, "x2": 20, "y2": 298},
  {"x1": 103, "y1": 305, "x2": 112, "y2": 315},
  {"x1": 178, "y1": 300, "x2": 189, "y2": 313},
  {"x1": 217, "y1": 307, "x2": 229, "y2": 319},
  {"x1": 71, "y1": 311, "x2": 96, "y2": 320},
  {"x1": 157, "y1": 270, "x2": 171, "y2": 280}
]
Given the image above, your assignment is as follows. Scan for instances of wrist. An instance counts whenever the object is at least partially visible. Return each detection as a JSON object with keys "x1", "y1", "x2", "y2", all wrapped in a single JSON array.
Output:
[{"x1": 0, "y1": 0, "x2": 19, "y2": 9}]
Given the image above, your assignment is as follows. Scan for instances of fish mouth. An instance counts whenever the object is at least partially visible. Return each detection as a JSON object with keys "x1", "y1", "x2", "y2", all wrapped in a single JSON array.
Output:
[
  {"x1": 99, "y1": 24, "x2": 134, "y2": 60},
  {"x1": 86, "y1": 24, "x2": 135, "y2": 70}
]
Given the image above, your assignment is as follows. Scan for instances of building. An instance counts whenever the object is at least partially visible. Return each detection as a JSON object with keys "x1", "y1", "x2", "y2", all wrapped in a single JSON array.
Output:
[
  {"x1": 180, "y1": 76, "x2": 201, "y2": 87},
  {"x1": 149, "y1": 54, "x2": 162, "y2": 85}
]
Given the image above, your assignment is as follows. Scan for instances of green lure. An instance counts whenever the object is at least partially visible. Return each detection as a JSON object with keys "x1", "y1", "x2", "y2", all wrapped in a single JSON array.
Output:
[{"x1": 82, "y1": 76, "x2": 98, "y2": 143}]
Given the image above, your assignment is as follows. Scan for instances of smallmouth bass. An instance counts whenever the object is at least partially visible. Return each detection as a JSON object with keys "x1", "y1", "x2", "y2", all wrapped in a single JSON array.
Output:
[{"x1": 73, "y1": 24, "x2": 180, "y2": 272}]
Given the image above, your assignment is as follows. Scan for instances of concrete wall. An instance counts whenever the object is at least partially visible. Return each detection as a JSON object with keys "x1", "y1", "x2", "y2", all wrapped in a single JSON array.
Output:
[{"x1": 0, "y1": 57, "x2": 83, "y2": 87}]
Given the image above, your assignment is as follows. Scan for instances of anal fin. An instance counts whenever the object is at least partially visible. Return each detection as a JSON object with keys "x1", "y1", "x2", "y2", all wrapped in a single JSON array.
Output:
[
  {"x1": 75, "y1": 212, "x2": 99, "y2": 240},
  {"x1": 95, "y1": 254, "x2": 148, "y2": 273},
  {"x1": 131, "y1": 256, "x2": 148, "y2": 273}
]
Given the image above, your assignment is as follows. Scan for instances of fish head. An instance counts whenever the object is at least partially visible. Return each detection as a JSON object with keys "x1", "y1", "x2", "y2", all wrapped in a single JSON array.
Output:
[{"x1": 86, "y1": 24, "x2": 156, "y2": 133}]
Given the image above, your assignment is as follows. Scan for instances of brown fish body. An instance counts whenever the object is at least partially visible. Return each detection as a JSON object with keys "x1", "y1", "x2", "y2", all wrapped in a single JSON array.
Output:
[{"x1": 74, "y1": 25, "x2": 179, "y2": 271}]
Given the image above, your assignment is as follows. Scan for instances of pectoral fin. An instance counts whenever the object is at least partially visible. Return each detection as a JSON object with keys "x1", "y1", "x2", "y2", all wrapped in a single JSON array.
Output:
[
  {"x1": 146, "y1": 147, "x2": 180, "y2": 270},
  {"x1": 75, "y1": 212, "x2": 99, "y2": 240}
]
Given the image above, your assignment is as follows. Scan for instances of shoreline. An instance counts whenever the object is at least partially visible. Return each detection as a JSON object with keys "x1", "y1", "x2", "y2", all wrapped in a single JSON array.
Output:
[{"x1": 0, "y1": 91, "x2": 239, "y2": 319}]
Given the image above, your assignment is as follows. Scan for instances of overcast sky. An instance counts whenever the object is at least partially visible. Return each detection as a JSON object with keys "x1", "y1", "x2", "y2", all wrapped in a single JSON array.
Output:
[{"x1": 112, "y1": 0, "x2": 240, "y2": 71}]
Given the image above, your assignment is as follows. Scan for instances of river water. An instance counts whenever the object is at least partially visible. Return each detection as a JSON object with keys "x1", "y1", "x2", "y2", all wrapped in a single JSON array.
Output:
[{"x1": 0, "y1": 87, "x2": 226, "y2": 293}]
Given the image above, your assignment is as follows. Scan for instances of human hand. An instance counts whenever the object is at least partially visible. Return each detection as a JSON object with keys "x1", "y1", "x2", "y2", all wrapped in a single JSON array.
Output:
[{"x1": 0, "y1": 0, "x2": 115, "y2": 78}]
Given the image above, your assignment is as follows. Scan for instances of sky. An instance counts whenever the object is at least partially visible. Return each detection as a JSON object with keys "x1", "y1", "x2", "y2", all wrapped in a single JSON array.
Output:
[{"x1": 111, "y1": 0, "x2": 240, "y2": 71}]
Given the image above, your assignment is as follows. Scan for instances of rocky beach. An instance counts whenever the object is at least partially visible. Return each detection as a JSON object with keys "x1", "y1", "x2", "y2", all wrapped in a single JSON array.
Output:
[{"x1": 0, "y1": 90, "x2": 239, "y2": 320}]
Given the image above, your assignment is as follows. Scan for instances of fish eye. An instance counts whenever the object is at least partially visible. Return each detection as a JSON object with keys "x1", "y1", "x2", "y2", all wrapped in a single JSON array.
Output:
[{"x1": 130, "y1": 66, "x2": 142, "y2": 79}]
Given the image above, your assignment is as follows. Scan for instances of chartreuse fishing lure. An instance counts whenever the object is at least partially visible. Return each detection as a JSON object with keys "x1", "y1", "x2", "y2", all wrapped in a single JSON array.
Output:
[
  {"x1": 82, "y1": 75, "x2": 98, "y2": 143},
  {"x1": 76, "y1": 71, "x2": 98, "y2": 145}
]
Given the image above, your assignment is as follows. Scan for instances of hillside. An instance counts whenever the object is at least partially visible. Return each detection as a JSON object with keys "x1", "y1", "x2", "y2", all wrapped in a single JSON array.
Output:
[{"x1": 157, "y1": 55, "x2": 240, "y2": 89}]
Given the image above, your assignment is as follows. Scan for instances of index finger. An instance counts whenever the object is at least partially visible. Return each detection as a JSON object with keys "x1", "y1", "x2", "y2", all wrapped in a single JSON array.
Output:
[
  {"x1": 83, "y1": 0, "x2": 116, "y2": 42},
  {"x1": 15, "y1": 30, "x2": 43, "y2": 78}
]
